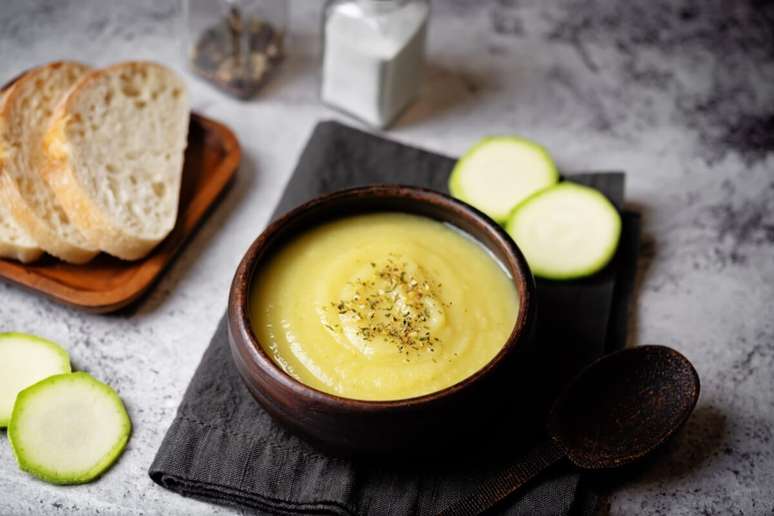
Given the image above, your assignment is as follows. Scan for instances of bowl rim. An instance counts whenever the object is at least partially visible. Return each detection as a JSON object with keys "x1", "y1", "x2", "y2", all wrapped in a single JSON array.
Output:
[{"x1": 228, "y1": 184, "x2": 535, "y2": 410}]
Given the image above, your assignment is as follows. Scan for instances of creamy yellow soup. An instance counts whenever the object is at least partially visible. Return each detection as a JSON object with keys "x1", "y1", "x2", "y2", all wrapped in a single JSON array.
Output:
[{"x1": 250, "y1": 212, "x2": 519, "y2": 401}]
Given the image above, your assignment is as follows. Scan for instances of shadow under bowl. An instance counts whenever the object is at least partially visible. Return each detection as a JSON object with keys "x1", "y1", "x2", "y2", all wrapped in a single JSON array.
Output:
[{"x1": 228, "y1": 185, "x2": 536, "y2": 455}]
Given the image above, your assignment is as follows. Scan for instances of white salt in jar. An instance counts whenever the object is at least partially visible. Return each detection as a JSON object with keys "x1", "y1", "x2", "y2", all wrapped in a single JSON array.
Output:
[{"x1": 321, "y1": 0, "x2": 429, "y2": 128}]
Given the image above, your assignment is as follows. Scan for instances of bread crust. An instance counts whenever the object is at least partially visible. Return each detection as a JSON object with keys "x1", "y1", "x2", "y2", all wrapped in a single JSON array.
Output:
[
  {"x1": 0, "y1": 61, "x2": 97, "y2": 264},
  {"x1": 0, "y1": 239, "x2": 43, "y2": 263},
  {"x1": 43, "y1": 61, "x2": 189, "y2": 261},
  {"x1": 0, "y1": 80, "x2": 44, "y2": 262},
  {"x1": 0, "y1": 173, "x2": 96, "y2": 263}
]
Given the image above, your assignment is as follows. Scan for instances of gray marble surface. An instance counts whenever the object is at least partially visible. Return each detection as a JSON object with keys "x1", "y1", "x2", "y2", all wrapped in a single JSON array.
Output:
[{"x1": 0, "y1": 1, "x2": 772, "y2": 514}]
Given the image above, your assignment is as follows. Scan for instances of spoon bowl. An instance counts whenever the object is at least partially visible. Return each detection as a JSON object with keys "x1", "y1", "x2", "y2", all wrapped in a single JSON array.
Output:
[
  {"x1": 440, "y1": 345, "x2": 700, "y2": 516},
  {"x1": 547, "y1": 345, "x2": 700, "y2": 469}
]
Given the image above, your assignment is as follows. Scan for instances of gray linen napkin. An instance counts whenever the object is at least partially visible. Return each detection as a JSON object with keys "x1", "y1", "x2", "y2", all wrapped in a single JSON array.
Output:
[{"x1": 150, "y1": 121, "x2": 641, "y2": 515}]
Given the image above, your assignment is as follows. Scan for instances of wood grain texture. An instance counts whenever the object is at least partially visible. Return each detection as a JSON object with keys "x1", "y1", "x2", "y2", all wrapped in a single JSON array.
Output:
[
  {"x1": 227, "y1": 185, "x2": 537, "y2": 455},
  {"x1": 0, "y1": 113, "x2": 240, "y2": 313},
  {"x1": 548, "y1": 345, "x2": 700, "y2": 470}
]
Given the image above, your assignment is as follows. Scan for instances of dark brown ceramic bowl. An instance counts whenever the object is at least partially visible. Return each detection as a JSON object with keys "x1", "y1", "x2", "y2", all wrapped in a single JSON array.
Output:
[{"x1": 228, "y1": 185, "x2": 536, "y2": 455}]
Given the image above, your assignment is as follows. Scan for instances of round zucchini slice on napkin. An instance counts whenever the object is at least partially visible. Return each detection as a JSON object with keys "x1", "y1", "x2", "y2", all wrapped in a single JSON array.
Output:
[
  {"x1": 0, "y1": 333, "x2": 71, "y2": 427},
  {"x1": 449, "y1": 136, "x2": 558, "y2": 223},
  {"x1": 9, "y1": 372, "x2": 131, "y2": 485},
  {"x1": 506, "y1": 182, "x2": 621, "y2": 279}
]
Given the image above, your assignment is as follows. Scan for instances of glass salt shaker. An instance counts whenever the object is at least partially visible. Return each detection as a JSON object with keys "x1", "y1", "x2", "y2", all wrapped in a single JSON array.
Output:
[
  {"x1": 186, "y1": 0, "x2": 287, "y2": 99},
  {"x1": 320, "y1": 0, "x2": 430, "y2": 129}
]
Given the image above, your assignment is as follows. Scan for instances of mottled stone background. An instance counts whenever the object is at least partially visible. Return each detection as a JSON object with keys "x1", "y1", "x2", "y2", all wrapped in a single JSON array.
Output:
[{"x1": 0, "y1": 1, "x2": 772, "y2": 514}]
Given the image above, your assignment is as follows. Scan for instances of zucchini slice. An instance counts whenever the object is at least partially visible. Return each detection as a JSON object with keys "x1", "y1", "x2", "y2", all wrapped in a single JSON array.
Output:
[
  {"x1": 8, "y1": 372, "x2": 131, "y2": 485},
  {"x1": 506, "y1": 182, "x2": 621, "y2": 279},
  {"x1": 449, "y1": 136, "x2": 559, "y2": 223},
  {"x1": 0, "y1": 333, "x2": 70, "y2": 427}
]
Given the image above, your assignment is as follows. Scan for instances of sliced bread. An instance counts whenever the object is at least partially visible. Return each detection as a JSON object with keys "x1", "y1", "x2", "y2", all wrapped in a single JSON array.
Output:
[
  {"x1": 0, "y1": 204, "x2": 43, "y2": 263},
  {"x1": 0, "y1": 87, "x2": 43, "y2": 263},
  {"x1": 44, "y1": 61, "x2": 190, "y2": 260},
  {"x1": 0, "y1": 61, "x2": 97, "y2": 264}
]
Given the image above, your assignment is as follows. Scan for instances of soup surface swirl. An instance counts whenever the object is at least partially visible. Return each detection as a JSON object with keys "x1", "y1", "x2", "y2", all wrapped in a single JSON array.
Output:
[{"x1": 250, "y1": 212, "x2": 519, "y2": 401}]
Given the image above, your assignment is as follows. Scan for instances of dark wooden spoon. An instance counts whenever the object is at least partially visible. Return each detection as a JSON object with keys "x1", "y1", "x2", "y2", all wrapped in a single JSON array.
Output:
[{"x1": 439, "y1": 345, "x2": 700, "y2": 516}]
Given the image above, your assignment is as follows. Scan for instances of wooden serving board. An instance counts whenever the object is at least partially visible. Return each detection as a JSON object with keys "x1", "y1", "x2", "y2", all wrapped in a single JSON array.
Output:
[{"x1": 0, "y1": 113, "x2": 240, "y2": 313}]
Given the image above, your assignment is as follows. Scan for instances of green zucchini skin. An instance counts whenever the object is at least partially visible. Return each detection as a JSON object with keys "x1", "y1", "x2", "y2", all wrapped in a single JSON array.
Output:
[
  {"x1": 449, "y1": 136, "x2": 559, "y2": 223},
  {"x1": 0, "y1": 333, "x2": 71, "y2": 428},
  {"x1": 8, "y1": 372, "x2": 132, "y2": 485},
  {"x1": 506, "y1": 182, "x2": 622, "y2": 280}
]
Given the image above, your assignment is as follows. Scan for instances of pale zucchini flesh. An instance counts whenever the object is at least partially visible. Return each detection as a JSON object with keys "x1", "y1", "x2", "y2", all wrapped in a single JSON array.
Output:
[
  {"x1": 506, "y1": 182, "x2": 622, "y2": 279},
  {"x1": 0, "y1": 333, "x2": 70, "y2": 427},
  {"x1": 8, "y1": 372, "x2": 131, "y2": 485},
  {"x1": 449, "y1": 136, "x2": 559, "y2": 223}
]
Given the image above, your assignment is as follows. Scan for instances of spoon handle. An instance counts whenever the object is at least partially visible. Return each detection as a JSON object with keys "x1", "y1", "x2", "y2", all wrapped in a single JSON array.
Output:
[{"x1": 437, "y1": 439, "x2": 566, "y2": 516}]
